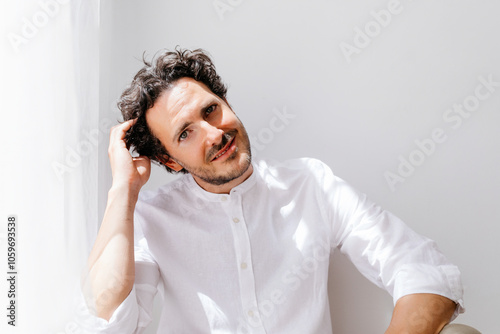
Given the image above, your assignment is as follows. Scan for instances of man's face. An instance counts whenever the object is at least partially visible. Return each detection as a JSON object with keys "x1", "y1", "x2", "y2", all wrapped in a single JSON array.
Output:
[{"x1": 146, "y1": 77, "x2": 252, "y2": 192}]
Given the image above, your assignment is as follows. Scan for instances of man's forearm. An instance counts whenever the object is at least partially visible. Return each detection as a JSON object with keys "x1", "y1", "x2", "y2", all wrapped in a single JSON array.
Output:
[
  {"x1": 84, "y1": 185, "x2": 138, "y2": 321},
  {"x1": 385, "y1": 293, "x2": 457, "y2": 334}
]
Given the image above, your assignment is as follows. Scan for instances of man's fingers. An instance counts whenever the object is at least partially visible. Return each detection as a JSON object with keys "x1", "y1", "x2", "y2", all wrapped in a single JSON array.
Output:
[
  {"x1": 132, "y1": 155, "x2": 150, "y2": 163},
  {"x1": 109, "y1": 119, "x2": 137, "y2": 150},
  {"x1": 110, "y1": 119, "x2": 137, "y2": 139}
]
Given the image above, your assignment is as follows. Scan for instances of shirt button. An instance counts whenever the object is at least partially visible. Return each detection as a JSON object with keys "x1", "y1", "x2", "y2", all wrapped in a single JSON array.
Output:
[
  {"x1": 247, "y1": 310, "x2": 254, "y2": 317},
  {"x1": 220, "y1": 196, "x2": 227, "y2": 202},
  {"x1": 233, "y1": 217, "x2": 240, "y2": 223},
  {"x1": 240, "y1": 262, "x2": 248, "y2": 269}
]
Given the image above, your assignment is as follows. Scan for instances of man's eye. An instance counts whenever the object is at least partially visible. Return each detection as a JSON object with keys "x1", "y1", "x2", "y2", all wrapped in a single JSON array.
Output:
[
  {"x1": 179, "y1": 131, "x2": 188, "y2": 141},
  {"x1": 206, "y1": 105, "x2": 216, "y2": 115}
]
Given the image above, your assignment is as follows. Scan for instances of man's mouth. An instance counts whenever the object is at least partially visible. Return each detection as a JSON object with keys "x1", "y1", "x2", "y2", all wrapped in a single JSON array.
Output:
[{"x1": 211, "y1": 136, "x2": 236, "y2": 162}]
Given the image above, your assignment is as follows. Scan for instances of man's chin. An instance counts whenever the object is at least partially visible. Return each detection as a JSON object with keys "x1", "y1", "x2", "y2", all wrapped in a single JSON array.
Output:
[{"x1": 197, "y1": 154, "x2": 252, "y2": 186}]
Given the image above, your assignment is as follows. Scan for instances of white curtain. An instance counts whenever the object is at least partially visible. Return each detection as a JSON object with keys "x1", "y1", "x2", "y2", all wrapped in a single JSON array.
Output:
[{"x1": 0, "y1": 0, "x2": 100, "y2": 332}]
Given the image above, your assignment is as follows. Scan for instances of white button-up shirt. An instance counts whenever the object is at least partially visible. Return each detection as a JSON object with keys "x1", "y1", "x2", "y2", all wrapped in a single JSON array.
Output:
[{"x1": 82, "y1": 158, "x2": 464, "y2": 333}]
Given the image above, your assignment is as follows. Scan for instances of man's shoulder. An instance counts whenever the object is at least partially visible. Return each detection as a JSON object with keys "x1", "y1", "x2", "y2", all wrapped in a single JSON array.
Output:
[
  {"x1": 137, "y1": 174, "x2": 191, "y2": 204},
  {"x1": 255, "y1": 157, "x2": 333, "y2": 183},
  {"x1": 256, "y1": 157, "x2": 331, "y2": 174}
]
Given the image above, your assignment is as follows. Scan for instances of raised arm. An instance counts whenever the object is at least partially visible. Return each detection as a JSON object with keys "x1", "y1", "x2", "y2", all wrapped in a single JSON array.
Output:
[
  {"x1": 84, "y1": 119, "x2": 151, "y2": 321},
  {"x1": 385, "y1": 293, "x2": 456, "y2": 334}
]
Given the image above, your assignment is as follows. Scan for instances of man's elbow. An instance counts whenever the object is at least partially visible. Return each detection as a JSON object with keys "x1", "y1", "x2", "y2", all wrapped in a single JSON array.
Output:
[{"x1": 386, "y1": 293, "x2": 457, "y2": 334}]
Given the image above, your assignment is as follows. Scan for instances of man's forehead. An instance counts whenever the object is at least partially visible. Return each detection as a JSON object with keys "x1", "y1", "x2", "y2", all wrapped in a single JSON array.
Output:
[
  {"x1": 169, "y1": 77, "x2": 212, "y2": 96},
  {"x1": 151, "y1": 79, "x2": 195, "y2": 109},
  {"x1": 168, "y1": 78, "x2": 191, "y2": 96},
  {"x1": 145, "y1": 78, "x2": 218, "y2": 139},
  {"x1": 159, "y1": 78, "x2": 214, "y2": 111}
]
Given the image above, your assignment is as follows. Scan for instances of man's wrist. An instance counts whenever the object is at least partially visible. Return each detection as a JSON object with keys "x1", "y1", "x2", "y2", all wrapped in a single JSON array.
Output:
[{"x1": 108, "y1": 183, "x2": 141, "y2": 204}]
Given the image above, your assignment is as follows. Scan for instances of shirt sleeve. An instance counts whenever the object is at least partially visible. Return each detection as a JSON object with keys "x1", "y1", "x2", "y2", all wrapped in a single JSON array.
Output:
[
  {"x1": 77, "y1": 215, "x2": 161, "y2": 333},
  {"x1": 314, "y1": 159, "x2": 465, "y2": 318}
]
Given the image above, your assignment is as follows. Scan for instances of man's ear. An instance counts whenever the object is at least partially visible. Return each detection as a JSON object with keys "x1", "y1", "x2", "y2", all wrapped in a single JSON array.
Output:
[{"x1": 157, "y1": 155, "x2": 183, "y2": 172}]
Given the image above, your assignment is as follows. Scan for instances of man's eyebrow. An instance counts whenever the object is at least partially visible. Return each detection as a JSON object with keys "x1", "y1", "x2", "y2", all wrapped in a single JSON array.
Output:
[
  {"x1": 202, "y1": 98, "x2": 218, "y2": 111},
  {"x1": 173, "y1": 121, "x2": 192, "y2": 143}
]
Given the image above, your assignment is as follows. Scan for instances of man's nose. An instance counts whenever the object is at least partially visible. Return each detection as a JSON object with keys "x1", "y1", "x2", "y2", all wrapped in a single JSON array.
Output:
[{"x1": 201, "y1": 121, "x2": 224, "y2": 147}]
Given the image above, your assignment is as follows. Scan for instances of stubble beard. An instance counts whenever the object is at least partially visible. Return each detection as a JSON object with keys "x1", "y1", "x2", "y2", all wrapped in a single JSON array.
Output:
[{"x1": 176, "y1": 129, "x2": 252, "y2": 186}]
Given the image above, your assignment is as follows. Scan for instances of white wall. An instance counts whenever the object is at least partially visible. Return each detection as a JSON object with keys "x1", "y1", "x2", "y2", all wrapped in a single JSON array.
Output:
[{"x1": 100, "y1": 0, "x2": 500, "y2": 332}]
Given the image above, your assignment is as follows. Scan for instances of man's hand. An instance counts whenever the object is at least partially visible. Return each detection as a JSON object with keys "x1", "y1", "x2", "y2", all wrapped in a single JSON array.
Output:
[
  {"x1": 385, "y1": 293, "x2": 457, "y2": 334},
  {"x1": 108, "y1": 119, "x2": 151, "y2": 193}
]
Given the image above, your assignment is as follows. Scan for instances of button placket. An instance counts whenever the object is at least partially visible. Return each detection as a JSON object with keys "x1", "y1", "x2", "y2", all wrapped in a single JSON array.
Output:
[{"x1": 227, "y1": 194, "x2": 266, "y2": 333}]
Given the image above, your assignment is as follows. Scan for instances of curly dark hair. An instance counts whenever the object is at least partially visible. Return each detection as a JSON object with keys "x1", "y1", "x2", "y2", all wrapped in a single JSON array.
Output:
[{"x1": 118, "y1": 47, "x2": 228, "y2": 173}]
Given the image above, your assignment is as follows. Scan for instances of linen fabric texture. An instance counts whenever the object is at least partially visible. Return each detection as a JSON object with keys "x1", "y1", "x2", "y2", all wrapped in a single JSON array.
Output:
[{"x1": 83, "y1": 158, "x2": 464, "y2": 333}]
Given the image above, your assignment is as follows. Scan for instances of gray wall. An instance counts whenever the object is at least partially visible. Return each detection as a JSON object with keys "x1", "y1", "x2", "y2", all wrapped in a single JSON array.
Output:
[{"x1": 99, "y1": 0, "x2": 500, "y2": 332}]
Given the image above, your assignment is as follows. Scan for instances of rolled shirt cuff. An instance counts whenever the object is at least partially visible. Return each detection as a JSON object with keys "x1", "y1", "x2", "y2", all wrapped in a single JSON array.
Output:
[
  {"x1": 392, "y1": 263, "x2": 465, "y2": 321},
  {"x1": 75, "y1": 286, "x2": 140, "y2": 333}
]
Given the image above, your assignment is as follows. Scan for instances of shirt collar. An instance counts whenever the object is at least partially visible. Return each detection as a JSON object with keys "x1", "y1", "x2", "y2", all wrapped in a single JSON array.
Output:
[{"x1": 183, "y1": 161, "x2": 258, "y2": 202}]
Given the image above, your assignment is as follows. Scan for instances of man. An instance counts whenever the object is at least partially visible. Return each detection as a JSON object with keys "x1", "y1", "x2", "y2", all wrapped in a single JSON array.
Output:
[{"x1": 83, "y1": 48, "x2": 465, "y2": 333}]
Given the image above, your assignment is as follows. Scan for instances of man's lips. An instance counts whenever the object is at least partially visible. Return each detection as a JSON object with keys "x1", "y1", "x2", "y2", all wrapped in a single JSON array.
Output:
[{"x1": 211, "y1": 137, "x2": 235, "y2": 162}]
